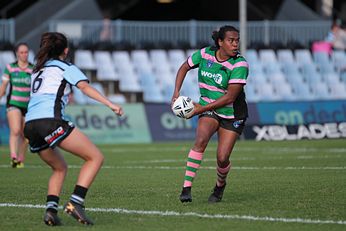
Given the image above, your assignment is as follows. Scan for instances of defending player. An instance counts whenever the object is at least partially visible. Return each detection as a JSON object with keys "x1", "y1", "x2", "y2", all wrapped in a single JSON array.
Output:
[{"x1": 24, "y1": 32, "x2": 123, "y2": 226}]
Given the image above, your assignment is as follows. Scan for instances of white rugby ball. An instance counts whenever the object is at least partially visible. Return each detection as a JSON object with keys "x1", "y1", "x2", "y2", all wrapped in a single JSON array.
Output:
[{"x1": 172, "y1": 96, "x2": 194, "y2": 119}]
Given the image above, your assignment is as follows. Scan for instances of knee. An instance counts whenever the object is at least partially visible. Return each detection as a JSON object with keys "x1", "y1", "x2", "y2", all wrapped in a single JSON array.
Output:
[
  {"x1": 92, "y1": 152, "x2": 104, "y2": 166},
  {"x1": 98, "y1": 153, "x2": 104, "y2": 165},
  {"x1": 10, "y1": 128, "x2": 21, "y2": 137},
  {"x1": 193, "y1": 137, "x2": 209, "y2": 152},
  {"x1": 54, "y1": 162, "x2": 68, "y2": 176},
  {"x1": 217, "y1": 155, "x2": 230, "y2": 168}
]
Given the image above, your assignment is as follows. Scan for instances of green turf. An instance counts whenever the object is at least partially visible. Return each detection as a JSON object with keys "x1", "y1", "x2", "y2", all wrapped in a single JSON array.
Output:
[{"x1": 0, "y1": 139, "x2": 345, "y2": 231}]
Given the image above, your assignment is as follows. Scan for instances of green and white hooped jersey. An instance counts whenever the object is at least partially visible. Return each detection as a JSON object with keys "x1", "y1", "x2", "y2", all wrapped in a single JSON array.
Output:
[
  {"x1": 2, "y1": 62, "x2": 33, "y2": 109},
  {"x1": 187, "y1": 46, "x2": 249, "y2": 119}
]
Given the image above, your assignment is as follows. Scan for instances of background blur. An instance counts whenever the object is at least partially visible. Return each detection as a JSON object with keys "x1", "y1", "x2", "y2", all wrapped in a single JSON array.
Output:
[{"x1": 1, "y1": 0, "x2": 346, "y2": 144}]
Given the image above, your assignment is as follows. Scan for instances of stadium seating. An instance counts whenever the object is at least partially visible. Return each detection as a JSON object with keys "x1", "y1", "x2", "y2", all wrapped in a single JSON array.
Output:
[
  {"x1": 74, "y1": 50, "x2": 96, "y2": 71},
  {"x1": 277, "y1": 49, "x2": 295, "y2": 64},
  {"x1": 295, "y1": 49, "x2": 314, "y2": 65},
  {"x1": 2, "y1": 46, "x2": 344, "y2": 105},
  {"x1": 332, "y1": 50, "x2": 346, "y2": 72},
  {"x1": 94, "y1": 51, "x2": 118, "y2": 81},
  {"x1": 0, "y1": 50, "x2": 16, "y2": 71}
]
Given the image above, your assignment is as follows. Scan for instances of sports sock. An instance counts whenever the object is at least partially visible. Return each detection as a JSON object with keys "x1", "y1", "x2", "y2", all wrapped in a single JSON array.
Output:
[
  {"x1": 70, "y1": 185, "x2": 88, "y2": 205},
  {"x1": 17, "y1": 154, "x2": 24, "y2": 163},
  {"x1": 10, "y1": 153, "x2": 17, "y2": 160},
  {"x1": 46, "y1": 195, "x2": 59, "y2": 213},
  {"x1": 216, "y1": 162, "x2": 231, "y2": 187},
  {"x1": 183, "y1": 150, "x2": 203, "y2": 188}
]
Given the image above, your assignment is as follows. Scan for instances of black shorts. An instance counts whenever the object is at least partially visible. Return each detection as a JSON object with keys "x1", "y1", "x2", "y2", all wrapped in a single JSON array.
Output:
[
  {"x1": 24, "y1": 118, "x2": 75, "y2": 153},
  {"x1": 199, "y1": 110, "x2": 246, "y2": 135},
  {"x1": 7, "y1": 105, "x2": 27, "y2": 116}
]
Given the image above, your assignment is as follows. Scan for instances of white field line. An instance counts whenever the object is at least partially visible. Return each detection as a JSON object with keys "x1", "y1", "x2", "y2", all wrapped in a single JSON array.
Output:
[
  {"x1": 126, "y1": 155, "x2": 344, "y2": 164},
  {"x1": 1, "y1": 146, "x2": 345, "y2": 154},
  {"x1": 0, "y1": 203, "x2": 345, "y2": 225},
  {"x1": 99, "y1": 146, "x2": 346, "y2": 154},
  {"x1": 0, "y1": 164, "x2": 345, "y2": 170}
]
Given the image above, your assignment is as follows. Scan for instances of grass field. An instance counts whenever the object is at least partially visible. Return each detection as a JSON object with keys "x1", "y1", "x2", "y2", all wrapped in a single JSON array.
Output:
[{"x1": 0, "y1": 139, "x2": 345, "y2": 231}]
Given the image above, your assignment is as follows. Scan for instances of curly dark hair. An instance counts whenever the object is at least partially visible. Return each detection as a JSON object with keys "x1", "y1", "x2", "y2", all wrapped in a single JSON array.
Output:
[{"x1": 211, "y1": 25, "x2": 239, "y2": 48}]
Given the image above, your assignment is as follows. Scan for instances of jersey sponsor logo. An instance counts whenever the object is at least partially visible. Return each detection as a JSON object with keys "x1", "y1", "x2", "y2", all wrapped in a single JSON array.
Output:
[
  {"x1": 202, "y1": 110, "x2": 214, "y2": 116},
  {"x1": 12, "y1": 77, "x2": 31, "y2": 85},
  {"x1": 44, "y1": 126, "x2": 65, "y2": 144},
  {"x1": 206, "y1": 60, "x2": 214, "y2": 68},
  {"x1": 200, "y1": 70, "x2": 222, "y2": 84}
]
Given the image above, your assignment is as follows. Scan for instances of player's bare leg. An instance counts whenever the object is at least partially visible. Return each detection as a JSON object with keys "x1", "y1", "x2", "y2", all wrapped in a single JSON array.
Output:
[
  {"x1": 39, "y1": 148, "x2": 67, "y2": 226},
  {"x1": 180, "y1": 117, "x2": 218, "y2": 203},
  {"x1": 208, "y1": 128, "x2": 238, "y2": 203},
  {"x1": 59, "y1": 128, "x2": 103, "y2": 225}
]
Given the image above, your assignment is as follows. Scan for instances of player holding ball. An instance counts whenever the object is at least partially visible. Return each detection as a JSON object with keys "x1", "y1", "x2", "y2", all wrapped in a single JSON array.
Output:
[{"x1": 171, "y1": 25, "x2": 249, "y2": 203}]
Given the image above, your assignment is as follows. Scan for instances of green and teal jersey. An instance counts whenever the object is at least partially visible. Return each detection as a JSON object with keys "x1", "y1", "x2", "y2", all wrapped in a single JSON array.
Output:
[
  {"x1": 187, "y1": 46, "x2": 249, "y2": 119},
  {"x1": 2, "y1": 62, "x2": 33, "y2": 108}
]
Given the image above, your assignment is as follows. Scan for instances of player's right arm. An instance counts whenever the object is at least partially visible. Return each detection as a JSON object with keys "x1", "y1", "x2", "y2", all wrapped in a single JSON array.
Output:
[
  {"x1": 172, "y1": 49, "x2": 201, "y2": 104},
  {"x1": 0, "y1": 74, "x2": 10, "y2": 98},
  {"x1": 172, "y1": 61, "x2": 190, "y2": 103}
]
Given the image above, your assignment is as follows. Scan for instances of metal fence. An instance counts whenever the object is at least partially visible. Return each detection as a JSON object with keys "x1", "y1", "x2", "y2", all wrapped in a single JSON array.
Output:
[
  {"x1": 49, "y1": 19, "x2": 332, "y2": 48},
  {"x1": 0, "y1": 19, "x2": 15, "y2": 43},
  {"x1": 0, "y1": 19, "x2": 332, "y2": 48}
]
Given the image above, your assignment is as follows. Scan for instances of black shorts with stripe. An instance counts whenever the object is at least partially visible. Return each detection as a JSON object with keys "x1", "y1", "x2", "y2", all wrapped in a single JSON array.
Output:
[
  {"x1": 24, "y1": 118, "x2": 75, "y2": 153},
  {"x1": 199, "y1": 110, "x2": 246, "y2": 135}
]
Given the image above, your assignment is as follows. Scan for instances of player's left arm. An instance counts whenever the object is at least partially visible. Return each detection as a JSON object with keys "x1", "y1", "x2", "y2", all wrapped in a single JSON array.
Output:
[{"x1": 77, "y1": 81, "x2": 123, "y2": 116}]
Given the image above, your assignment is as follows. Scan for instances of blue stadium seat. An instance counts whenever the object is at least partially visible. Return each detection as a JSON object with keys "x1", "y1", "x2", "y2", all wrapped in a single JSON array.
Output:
[
  {"x1": 291, "y1": 82, "x2": 314, "y2": 101},
  {"x1": 310, "y1": 82, "x2": 330, "y2": 100},
  {"x1": 74, "y1": 50, "x2": 96, "y2": 70},
  {"x1": 274, "y1": 83, "x2": 296, "y2": 101},
  {"x1": 328, "y1": 83, "x2": 346, "y2": 99},
  {"x1": 268, "y1": 72, "x2": 287, "y2": 86},
  {"x1": 94, "y1": 51, "x2": 119, "y2": 81},
  {"x1": 131, "y1": 50, "x2": 153, "y2": 74},
  {"x1": 332, "y1": 50, "x2": 346, "y2": 72},
  {"x1": 245, "y1": 49, "x2": 259, "y2": 65},
  {"x1": 248, "y1": 62, "x2": 264, "y2": 76},
  {"x1": 257, "y1": 83, "x2": 280, "y2": 102},
  {"x1": 87, "y1": 83, "x2": 105, "y2": 104},
  {"x1": 112, "y1": 50, "x2": 132, "y2": 66},
  {"x1": 245, "y1": 84, "x2": 260, "y2": 102},
  {"x1": 295, "y1": 49, "x2": 314, "y2": 65},
  {"x1": 259, "y1": 49, "x2": 278, "y2": 63},
  {"x1": 248, "y1": 73, "x2": 268, "y2": 85},
  {"x1": 284, "y1": 72, "x2": 305, "y2": 86},
  {"x1": 277, "y1": 49, "x2": 295, "y2": 64},
  {"x1": 142, "y1": 84, "x2": 164, "y2": 103},
  {"x1": 323, "y1": 72, "x2": 341, "y2": 85},
  {"x1": 161, "y1": 83, "x2": 174, "y2": 103},
  {"x1": 0, "y1": 50, "x2": 16, "y2": 71}
]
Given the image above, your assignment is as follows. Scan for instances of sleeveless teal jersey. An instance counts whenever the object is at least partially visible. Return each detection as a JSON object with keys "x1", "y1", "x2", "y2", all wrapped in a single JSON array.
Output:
[{"x1": 187, "y1": 46, "x2": 249, "y2": 119}]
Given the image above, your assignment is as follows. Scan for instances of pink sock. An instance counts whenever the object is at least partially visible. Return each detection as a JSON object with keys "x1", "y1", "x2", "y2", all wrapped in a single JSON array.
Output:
[
  {"x1": 183, "y1": 150, "x2": 203, "y2": 188},
  {"x1": 17, "y1": 155, "x2": 24, "y2": 162},
  {"x1": 10, "y1": 153, "x2": 17, "y2": 160},
  {"x1": 216, "y1": 162, "x2": 232, "y2": 187}
]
